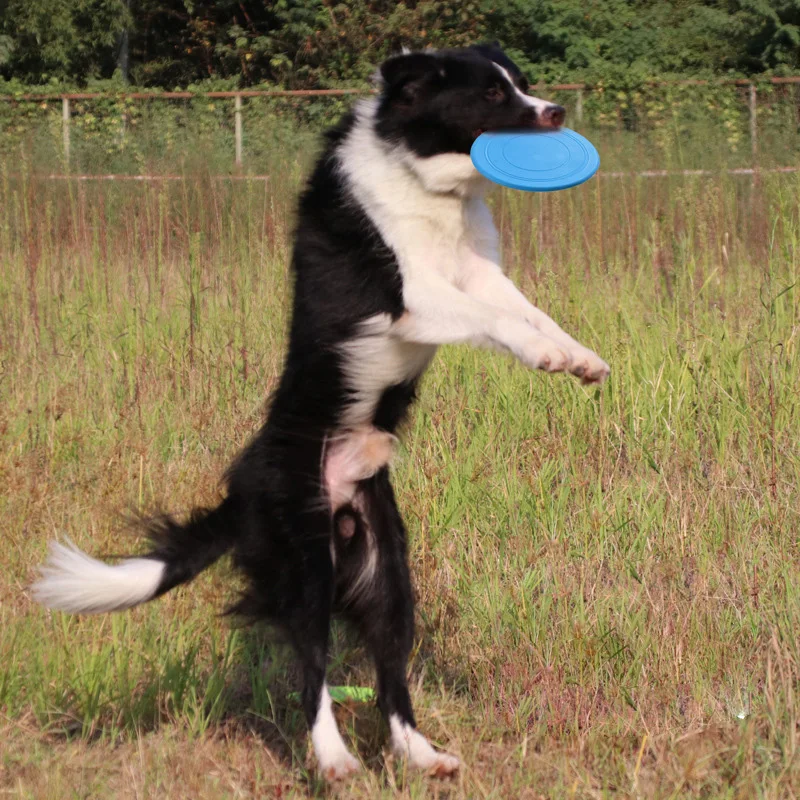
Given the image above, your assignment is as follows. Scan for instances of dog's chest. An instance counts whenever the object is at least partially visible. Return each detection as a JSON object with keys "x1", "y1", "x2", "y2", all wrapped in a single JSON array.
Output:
[
  {"x1": 376, "y1": 193, "x2": 492, "y2": 287},
  {"x1": 339, "y1": 318, "x2": 435, "y2": 428},
  {"x1": 337, "y1": 208, "x2": 490, "y2": 428}
]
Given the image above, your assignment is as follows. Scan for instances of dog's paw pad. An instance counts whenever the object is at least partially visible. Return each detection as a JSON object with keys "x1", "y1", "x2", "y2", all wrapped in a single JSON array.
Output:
[
  {"x1": 581, "y1": 360, "x2": 610, "y2": 384},
  {"x1": 566, "y1": 348, "x2": 609, "y2": 384},
  {"x1": 572, "y1": 362, "x2": 587, "y2": 378},
  {"x1": 538, "y1": 345, "x2": 569, "y2": 373}
]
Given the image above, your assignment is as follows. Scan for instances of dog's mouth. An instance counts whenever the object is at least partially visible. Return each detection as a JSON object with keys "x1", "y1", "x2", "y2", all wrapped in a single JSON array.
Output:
[{"x1": 473, "y1": 106, "x2": 566, "y2": 139}]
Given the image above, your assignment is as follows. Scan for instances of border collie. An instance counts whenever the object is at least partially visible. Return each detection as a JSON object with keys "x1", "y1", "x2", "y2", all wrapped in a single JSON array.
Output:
[{"x1": 33, "y1": 44, "x2": 609, "y2": 781}]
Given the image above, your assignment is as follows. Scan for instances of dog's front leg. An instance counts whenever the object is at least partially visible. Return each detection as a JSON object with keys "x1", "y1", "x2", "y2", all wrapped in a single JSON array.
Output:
[
  {"x1": 393, "y1": 274, "x2": 582, "y2": 377},
  {"x1": 460, "y1": 259, "x2": 610, "y2": 384}
]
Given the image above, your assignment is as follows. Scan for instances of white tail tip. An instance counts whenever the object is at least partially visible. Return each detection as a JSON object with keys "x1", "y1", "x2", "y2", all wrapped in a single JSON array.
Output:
[{"x1": 32, "y1": 539, "x2": 165, "y2": 614}]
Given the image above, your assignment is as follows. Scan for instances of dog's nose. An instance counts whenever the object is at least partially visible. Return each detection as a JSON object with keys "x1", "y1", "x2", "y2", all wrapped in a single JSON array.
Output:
[{"x1": 541, "y1": 105, "x2": 565, "y2": 128}]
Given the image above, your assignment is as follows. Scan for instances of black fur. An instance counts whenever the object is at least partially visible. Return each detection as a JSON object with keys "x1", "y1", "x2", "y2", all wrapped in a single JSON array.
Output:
[
  {"x1": 128, "y1": 44, "x2": 548, "y2": 766},
  {"x1": 136, "y1": 99, "x2": 423, "y2": 750},
  {"x1": 376, "y1": 44, "x2": 559, "y2": 156}
]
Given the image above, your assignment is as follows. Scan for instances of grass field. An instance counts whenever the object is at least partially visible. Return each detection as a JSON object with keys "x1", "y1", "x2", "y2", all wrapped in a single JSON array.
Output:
[{"x1": 1, "y1": 141, "x2": 799, "y2": 798}]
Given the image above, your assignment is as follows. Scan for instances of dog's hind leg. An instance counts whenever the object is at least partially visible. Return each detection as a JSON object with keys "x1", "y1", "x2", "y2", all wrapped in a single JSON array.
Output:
[
  {"x1": 348, "y1": 471, "x2": 460, "y2": 777},
  {"x1": 281, "y1": 514, "x2": 361, "y2": 782}
]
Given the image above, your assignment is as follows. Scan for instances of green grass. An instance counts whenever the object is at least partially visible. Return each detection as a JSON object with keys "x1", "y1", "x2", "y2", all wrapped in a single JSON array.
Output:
[{"x1": 1, "y1": 152, "x2": 799, "y2": 798}]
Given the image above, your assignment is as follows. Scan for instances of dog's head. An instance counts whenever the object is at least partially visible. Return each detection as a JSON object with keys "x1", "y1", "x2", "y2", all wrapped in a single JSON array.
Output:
[{"x1": 374, "y1": 44, "x2": 565, "y2": 158}]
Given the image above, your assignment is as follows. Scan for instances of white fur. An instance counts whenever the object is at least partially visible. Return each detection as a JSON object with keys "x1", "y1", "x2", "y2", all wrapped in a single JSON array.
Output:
[
  {"x1": 335, "y1": 100, "x2": 609, "y2": 384},
  {"x1": 457, "y1": 197, "x2": 610, "y2": 381},
  {"x1": 400, "y1": 151, "x2": 486, "y2": 195},
  {"x1": 339, "y1": 314, "x2": 435, "y2": 428},
  {"x1": 494, "y1": 63, "x2": 553, "y2": 114},
  {"x1": 32, "y1": 539, "x2": 165, "y2": 614},
  {"x1": 312, "y1": 683, "x2": 360, "y2": 781},
  {"x1": 389, "y1": 714, "x2": 460, "y2": 774}
]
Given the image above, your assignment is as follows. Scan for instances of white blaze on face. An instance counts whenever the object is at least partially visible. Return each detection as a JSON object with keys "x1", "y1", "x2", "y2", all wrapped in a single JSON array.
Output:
[{"x1": 493, "y1": 63, "x2": 554, "y2": 116}]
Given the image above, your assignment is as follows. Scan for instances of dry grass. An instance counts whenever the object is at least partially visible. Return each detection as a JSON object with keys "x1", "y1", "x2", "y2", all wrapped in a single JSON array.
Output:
[{"x1": 1, "y1": 155, "x2": 799, "y2": 798}]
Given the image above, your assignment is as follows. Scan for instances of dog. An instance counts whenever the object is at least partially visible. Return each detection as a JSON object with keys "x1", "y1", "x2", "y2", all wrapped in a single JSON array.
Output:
[{"x1": 32, "y1": 43, "x2": 610, "y2": 781}]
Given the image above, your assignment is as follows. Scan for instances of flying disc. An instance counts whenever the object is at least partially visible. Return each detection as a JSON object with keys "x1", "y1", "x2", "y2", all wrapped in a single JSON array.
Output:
[
  {"x1": 471, "y1": 128, "x2": 600, "y2": 192},
  {"x1": 288, "y1": 686, "x2": 375, "y2": 704}
]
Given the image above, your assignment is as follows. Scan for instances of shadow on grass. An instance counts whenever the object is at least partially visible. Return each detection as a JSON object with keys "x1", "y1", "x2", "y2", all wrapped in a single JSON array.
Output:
[
  {"x1": 221, "y1": 621, "x2": 406, "y2": 778},
  {"x1": 39, "y1": 615, "x2": 448, "y2": 794}
]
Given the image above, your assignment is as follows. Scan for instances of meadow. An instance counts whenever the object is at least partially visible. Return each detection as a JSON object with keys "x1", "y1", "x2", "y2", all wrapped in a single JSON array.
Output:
[{"x1": 1, "y1": 117, "x2": 799, "y2": 798}]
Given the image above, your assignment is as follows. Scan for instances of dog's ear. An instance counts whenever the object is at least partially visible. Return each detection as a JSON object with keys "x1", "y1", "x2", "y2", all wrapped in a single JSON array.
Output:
[
  {"x1": 379, "y1": 53, "x2": 443, "y2": 104},
  {"x1": 470, "y1": 41, "x2": 504, "y2": 60}
]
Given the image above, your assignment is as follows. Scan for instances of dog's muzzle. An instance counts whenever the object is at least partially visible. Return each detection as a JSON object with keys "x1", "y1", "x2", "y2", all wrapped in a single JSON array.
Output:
[{"x1": 521, "y1": 104, "x2": 566, "y2": 130}]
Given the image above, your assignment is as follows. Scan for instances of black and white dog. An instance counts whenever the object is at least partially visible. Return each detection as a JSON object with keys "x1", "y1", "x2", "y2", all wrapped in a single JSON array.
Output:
[{"x1": 33, "y1": 44, "x2": 609, "y2": 781}]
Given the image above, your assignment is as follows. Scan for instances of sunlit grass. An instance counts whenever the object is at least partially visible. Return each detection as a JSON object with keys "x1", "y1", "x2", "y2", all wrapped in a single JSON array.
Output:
[{"x1": 1, "y1": 156, "x2": 798, "y2": 797}]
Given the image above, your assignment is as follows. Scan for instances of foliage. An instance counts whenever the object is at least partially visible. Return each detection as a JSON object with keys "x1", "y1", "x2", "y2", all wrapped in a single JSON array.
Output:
[
  {"x1": 0, "y1": 0, "x2": 487, "y2": 88},
  {"x1": 0, "y1": 0, "x2": 128, "y2": 83},
  {"x1": 1, "y1": 0, "x2": 798, "y2": 89},
  {"x1": 485, "y1": 0, "x2": 800, "y2": 83},
  {"x1": 213, "y1": 0, "x2": 487, "y2": 88}
]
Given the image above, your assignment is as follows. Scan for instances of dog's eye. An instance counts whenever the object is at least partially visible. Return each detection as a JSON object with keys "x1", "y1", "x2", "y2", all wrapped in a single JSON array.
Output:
[{"x1": 486, "y1": 87, "x2": 505, "y2": 103}]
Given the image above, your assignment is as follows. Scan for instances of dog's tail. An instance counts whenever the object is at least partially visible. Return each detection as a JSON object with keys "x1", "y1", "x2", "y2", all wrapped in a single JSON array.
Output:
[{"x1": 32, "y1": 496, "x2": 240, "y2": 615}]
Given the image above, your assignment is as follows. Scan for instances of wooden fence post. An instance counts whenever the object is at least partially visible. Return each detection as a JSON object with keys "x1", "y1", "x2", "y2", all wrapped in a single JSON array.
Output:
[
  {"x1": 234, "y1": 94, "x2": 242, "y2": 168},
  {"x1": 119, "y1": 99, "x2": 127, "y2": 148},
  {"x1": 62, "y1": 97, "x2": 71, "y2": 167},
  {"x1": 749, "y1": 83, "x2": 758, "y2": 163},
  {"x1": 576, "y1": 88, "x2": 584, "y2": 122}
]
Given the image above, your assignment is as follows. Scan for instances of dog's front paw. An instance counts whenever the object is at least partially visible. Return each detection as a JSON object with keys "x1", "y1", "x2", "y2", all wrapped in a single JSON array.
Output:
[
  {"x1": 565, "y1": 345, "x2": 610, "y2": 384},
  {"x1": 514, "y1": 334, "x2": 572, "y2": 373}
]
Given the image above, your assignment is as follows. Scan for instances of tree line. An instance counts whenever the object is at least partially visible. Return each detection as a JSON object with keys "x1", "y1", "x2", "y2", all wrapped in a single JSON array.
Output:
[{"x1": 1, "y1": 0, "x2": 798, "y2": 89}]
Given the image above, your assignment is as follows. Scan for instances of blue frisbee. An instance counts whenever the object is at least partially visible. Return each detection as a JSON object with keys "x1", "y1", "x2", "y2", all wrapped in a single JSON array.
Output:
[{"x1": 471, "y1": 128, "x2": 600, "y2": 192}]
